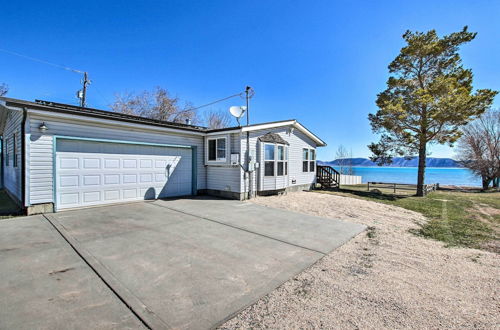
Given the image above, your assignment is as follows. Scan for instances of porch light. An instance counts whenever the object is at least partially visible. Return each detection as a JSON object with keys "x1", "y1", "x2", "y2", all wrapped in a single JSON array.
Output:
[{"x1": 39, "y1": 122, "x2": 48, "y2": 132}]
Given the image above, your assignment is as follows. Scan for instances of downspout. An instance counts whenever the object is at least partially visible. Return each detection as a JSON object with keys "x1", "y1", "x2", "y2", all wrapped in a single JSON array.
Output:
[
  {"x1": 21, "y1": 107, "x2": 27, "y2": 210},
  {"x1": 238, "y1": 130, "x2": 246, "y2": 200},
  {"x1": 246, "y1": 130, "x2": 251, "y2": 199},
  {"x1": 0, "y1": 136, "x2": 3, "y2": 188}
]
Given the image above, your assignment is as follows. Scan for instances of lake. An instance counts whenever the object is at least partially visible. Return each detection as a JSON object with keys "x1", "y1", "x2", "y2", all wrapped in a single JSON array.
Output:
[{"x1": 334, "y1": 166, "x2": 482, "y2": 187}]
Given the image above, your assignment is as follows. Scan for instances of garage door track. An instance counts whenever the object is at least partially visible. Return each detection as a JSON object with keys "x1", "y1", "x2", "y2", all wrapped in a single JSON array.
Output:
[{"x1": 0, "y1": 197, "x2": 365, "y2": 329}]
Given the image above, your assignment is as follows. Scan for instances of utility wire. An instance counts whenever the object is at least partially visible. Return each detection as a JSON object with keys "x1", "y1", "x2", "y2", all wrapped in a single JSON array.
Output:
[
  {"x1": 175, "y1": 91, "x2": 245, "y2": 115},
  {"x1": 0, "y1": 47, "x2": 248, "y2": 116},
  {"x1": 0, "y1": 48, "x2": 84, "y2": 74}
]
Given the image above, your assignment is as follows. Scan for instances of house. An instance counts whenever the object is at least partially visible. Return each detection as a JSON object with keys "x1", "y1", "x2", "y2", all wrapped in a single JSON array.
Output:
[{"x1": 0, "y1": 97, "x2": 326, "y2": 214}]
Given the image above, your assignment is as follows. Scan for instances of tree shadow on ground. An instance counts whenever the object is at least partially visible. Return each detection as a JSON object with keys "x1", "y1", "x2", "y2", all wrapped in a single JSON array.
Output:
[{"x1": 328, "y1": 187, "x2": 414, "y2": 201}]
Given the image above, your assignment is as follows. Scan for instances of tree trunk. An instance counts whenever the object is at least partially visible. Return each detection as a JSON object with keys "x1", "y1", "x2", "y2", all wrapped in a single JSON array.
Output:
[
  {"x1": 416, "y1": 143, "x2": 427, "y2": 197},
  {"x1": 482, "y1": 176, "x2": 491, "y2": 190}
]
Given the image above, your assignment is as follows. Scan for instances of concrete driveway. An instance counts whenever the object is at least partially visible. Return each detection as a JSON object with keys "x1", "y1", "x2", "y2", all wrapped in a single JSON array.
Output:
[{"x1": 0, "y1": 197, "x2": 365, "y2": 330}]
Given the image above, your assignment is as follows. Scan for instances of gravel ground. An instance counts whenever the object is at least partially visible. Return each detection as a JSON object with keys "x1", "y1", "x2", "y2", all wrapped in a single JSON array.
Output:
[{"x1": 220, "y1": 191, "x2": 499, "y2": 329}]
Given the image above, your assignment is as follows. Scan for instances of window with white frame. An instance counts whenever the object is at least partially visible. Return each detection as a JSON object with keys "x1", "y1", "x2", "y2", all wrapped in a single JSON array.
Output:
[
  {"x1": 303, "y1": 148, "x2": 316, "y2": 172},
  {"x1": 265, "y1": 144, "x2": 288, "y2": 177},
  {"x1": 303, "y1": 148, "x2": 309, "y2": 172},
  {"x1": 4, "y1": 138, "x2": 8, "y2": 166},
  {"x1": 264, "y1": 144, "x2": 275, "y2": 176},
  {"x1": 13, "y1": 133, "x2": 18, "y2": 168},
  {"x1": 310, "y1": 149, "x2": 315, "y2": 172},
  {"x1": 207, "y1": 137, "x2": 227, "y2": 162}
]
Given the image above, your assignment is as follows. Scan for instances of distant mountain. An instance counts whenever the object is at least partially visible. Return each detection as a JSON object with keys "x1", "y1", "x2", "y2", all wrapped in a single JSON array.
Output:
[{"x1": 318, "y1": 157, "x2": 462, "y2": 168}]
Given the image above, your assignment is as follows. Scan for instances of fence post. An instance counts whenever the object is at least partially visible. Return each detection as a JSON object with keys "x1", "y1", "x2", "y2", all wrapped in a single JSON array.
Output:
[
  {"x1": 394, "y1": 183, "x2": 396, "y2": 194},
  {"x1": 367, "y1": 182, "x2": 370, "y2": 191}
]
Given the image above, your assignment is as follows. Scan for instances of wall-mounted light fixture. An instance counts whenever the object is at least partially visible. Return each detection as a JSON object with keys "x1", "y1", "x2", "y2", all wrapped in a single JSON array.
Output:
[{"x1": 38, "y1": 122, "x2": 48, "y2": 132}]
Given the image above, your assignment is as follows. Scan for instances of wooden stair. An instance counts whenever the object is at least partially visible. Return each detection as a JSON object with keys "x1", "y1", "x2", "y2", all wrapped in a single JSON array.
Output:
[{"x1": 316, "y1": 165, "x2": 340, "y2": 189}]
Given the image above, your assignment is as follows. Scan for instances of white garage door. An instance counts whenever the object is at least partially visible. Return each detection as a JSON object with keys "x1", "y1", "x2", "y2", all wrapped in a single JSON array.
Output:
[{"x1": 55, "y1": 139, "x2": 193, "y2": 210}]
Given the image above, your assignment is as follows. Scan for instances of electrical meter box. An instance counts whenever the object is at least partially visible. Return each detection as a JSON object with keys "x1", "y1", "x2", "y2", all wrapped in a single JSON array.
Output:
[
  {"x1": 230, "y1": 153, "x2": 240, "y2": 165},
  {"x1": 248, "y1": 150, "x2": 257, "y2": 171}
]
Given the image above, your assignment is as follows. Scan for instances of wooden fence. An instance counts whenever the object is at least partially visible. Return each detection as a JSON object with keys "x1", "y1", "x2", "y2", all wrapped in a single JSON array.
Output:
[{"x1": 367, "y1": 182, "x2": 438, "y2": 195}]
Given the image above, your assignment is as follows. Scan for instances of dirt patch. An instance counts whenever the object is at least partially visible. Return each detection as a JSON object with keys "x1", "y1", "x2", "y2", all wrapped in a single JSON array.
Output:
[{"x1": 220, "y1": 192, "x2": 500, "y2": 329}]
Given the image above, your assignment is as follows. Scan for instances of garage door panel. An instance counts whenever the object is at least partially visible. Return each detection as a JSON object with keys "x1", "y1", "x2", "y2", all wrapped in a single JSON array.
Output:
[
  {"x1": 104, "y1": 159, "x2": 120, "y2": 169},
  {"x1": 60, "y1": 158, "x2": 79, "y2": 169},
  {"x1": 56, "y1": 140, "x2": 192, "y2": 210}
]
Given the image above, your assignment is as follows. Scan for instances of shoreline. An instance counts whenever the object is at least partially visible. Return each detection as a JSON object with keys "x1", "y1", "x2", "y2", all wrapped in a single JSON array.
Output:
[{"x1": 319, "y1": 165, "x2": 466, "y2": 170}]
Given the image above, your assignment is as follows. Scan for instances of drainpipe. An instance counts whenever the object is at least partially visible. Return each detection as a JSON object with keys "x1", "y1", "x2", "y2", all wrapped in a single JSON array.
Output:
[
  {"x1": 21, "y1": 107, "x2": 27, "y2": 210},
  {"x1": 0, "y1": 136, "x2": 3, "y2": 188},
  {"x1": 245, "y1": 87, "x2": 252, "y2": 199}
]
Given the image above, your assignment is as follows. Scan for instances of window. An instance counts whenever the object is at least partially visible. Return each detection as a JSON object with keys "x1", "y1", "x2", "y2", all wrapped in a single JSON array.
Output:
[
  {"x1": 303, "y1": 148, "x2": 316, "y2": 172},
  {"x1": 207, "y1": 137, "x2": 227, "y2": 162},
  {"x1": 5, "y1": 137, "x2": 10, "y2": 166},
  {"x1": 13, "y1": 134, "x2": 18, "y2": 168},
  {"x1": 285, "y1": 146, "x2": 289, "y2": 175},
  {"x1": 303, "y1": 148, "x2": 309, "y2": 172},
  {"x1": 310, "y1": 149, "x2": 315, "y2": 172},
  {"x1": 265, "y1": 144, "x2": 288, "y2": 177},
  {"x1": 264, "y1": 144, "x2": 275, "y2": 176}
]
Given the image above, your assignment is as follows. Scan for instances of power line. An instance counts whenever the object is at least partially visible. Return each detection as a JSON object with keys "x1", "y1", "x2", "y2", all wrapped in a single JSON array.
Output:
[
  {"x1": 175, "y1": 91, "x2": 245, "y2": 115},
  {"x1": 0, "y1": 48, "x2": 84, "y2": 74},
  {"x1": 0, "y1": 47, "x2": 90, "y2": 107},
  {"x1": 0, "y1": 47, "x2": 250, "y2": 114}
]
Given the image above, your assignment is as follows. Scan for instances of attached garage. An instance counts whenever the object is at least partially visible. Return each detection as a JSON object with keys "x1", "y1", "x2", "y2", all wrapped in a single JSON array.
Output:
[
  {"x1": 1, "y1": 97, "x2": 326, "y2": 214},
  {"x1": 55, "y1": 138, "x2": 195, "y2": 210}
]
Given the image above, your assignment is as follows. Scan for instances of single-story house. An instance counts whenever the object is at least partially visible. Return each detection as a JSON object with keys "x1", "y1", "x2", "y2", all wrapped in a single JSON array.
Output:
[{"x1": 0, "y1": 97, "x2": 326, "y2": 214}]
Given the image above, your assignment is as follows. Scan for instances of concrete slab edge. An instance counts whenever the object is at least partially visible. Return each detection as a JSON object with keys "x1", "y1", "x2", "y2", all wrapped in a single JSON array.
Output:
[
  {"x1": 150, "y1": 202, "x2": 330, "y2": 255},
  {"x1": 42, "y1": 214, "x2": 171, "y2": 330},
  {"x1": 212, "y1": 226, "x2": 367, "y2": 329}
]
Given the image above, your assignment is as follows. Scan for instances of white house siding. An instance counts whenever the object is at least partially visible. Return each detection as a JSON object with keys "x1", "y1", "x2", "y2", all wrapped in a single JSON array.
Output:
[
  {"x1": 206, "y1": 166, "x2": 240, "y2": 192},
  {"x1": 27, "y1": 113, "x2": 206, "y2": 206},
  {"x1": 2, "y1": 109, "x2": 23, "y2": 203},
  {"x1": 204, "y1": 132, "x2": 241, "y2": 194},
  {"x1": 240, "y1": 126, "x2": 317, "y2": 194}
]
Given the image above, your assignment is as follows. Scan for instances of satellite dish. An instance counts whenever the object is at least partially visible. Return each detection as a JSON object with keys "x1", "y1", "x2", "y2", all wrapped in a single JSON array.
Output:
[
  {"x1": 229, "y1": 106, "x2": 247, "y2": 126},
  {"x1": 229, "y1": 106, "x2": 246, "y2": 118}
]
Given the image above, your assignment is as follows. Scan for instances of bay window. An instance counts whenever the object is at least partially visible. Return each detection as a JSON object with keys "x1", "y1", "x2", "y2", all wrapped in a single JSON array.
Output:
[
  {"x1": 277, "y1": 145, "x2": 285, "y2": 176},
  {"x1": 265, "y1": 144, "x2": 288, "y2": 177},
  {"x1": 264, "y1": 144, "x2": 275, "y2": 176}
]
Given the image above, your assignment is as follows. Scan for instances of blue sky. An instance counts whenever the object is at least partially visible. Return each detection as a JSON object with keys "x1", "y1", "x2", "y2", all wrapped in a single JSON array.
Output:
[{"x1": 1, "y1": 0, "x2": 498, "y2": 160}]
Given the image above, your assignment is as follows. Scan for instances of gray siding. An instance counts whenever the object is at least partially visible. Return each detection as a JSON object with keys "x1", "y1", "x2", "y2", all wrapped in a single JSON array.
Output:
[
  {"x1": 2, "y1": 109, "x2": 23, "y2": 203},
  {"x1": 27, "y1": 113, "x2": 206, "y2": 205},
  {"x1": 240, "y1": 126, "x2": 317, "y2": 193}
]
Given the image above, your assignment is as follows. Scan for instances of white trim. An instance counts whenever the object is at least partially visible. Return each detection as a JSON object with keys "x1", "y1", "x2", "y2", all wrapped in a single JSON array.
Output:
[
  {"x1": 293, "y1": 122, "x2": 326, "y2": 147},
  {"x1": 241, "y1": 121, "x2": 296, "y2": 133},
  {"x1": 205, "y1": 120, "x2": 326, "y2": 146},
  {"x1": 27, "y1": 109, "x2": 205, "y2": 136}
]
